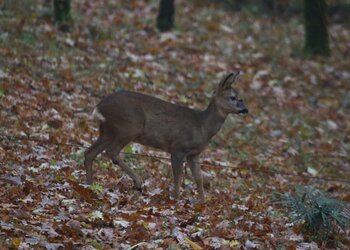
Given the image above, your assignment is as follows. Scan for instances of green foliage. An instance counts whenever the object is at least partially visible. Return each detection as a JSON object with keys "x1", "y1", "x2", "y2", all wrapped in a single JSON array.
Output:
[
  {"x1": 19, "y1": 32, "x2": 37, "y2": 46},
  {"x1": 277, "y1": 186, "x2": 350, "y2": 240},
  {"x1": 0, "y1": 87, "x2": 5, "y2": 97},
  {"x1": 122, "y1": 144, "x2": 141, "y2": 167},
  {"x1": 123, "y1": 143, "x2": 134, "y2": 162},
  {"x1": 90, "y1": 183, "x2": 103, "y2": 193},
  {"x1": 91, "y1": 240, "x2": 103, "y2": 250}
]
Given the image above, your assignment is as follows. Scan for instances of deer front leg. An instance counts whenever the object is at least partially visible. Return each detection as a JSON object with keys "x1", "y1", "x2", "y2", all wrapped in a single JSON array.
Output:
[
  {"x1": 171, "y1": 153, "x2": 185, "y2": 200},
  {"x1": 187, "y1": 155, "x2": 205, "y2": 203}
]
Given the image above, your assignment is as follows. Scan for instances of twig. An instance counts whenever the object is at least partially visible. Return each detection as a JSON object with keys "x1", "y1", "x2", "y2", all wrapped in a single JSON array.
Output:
[{"x1": 127, "y1": 242, "x2": 147, "y2": 250}]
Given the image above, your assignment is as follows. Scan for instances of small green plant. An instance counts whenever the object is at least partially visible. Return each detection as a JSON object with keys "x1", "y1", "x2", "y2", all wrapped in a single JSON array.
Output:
[
  {"x1": 91, "y1": 240, "x2": 103, "y2": 250},
  {"x1": 90, "y1": 183, "x2": 103, "y2": 193},
  {"x1": 123, "y1": 143, "x2": 139, "y2": 165},
  {"x1": 277, "y1": 186, "x2": 350, "y2": 240}
]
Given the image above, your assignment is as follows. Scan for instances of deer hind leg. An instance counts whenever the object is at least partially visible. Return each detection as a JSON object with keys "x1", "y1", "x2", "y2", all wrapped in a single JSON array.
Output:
[
  {"x1": 187, "y1": 154, "x2": 205, "y2": 203},
  {"x1": 106, "y1": 138, "x2": 142, "y2": 191},
  {"x1": 84, "y1": 124, "x2": 112, "y2": 185},
  {"x1": 171, "y1": 153, "x2": 185, "y2": 200}
]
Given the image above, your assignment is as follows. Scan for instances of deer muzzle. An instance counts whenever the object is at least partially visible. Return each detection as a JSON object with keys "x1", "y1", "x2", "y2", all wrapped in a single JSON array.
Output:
[
  {"x1": 239, "y1": 108, "x2": 249, "y2": 114},
  {"x1": 237, "y1": 100, "x2": 248, "y2": 114}
]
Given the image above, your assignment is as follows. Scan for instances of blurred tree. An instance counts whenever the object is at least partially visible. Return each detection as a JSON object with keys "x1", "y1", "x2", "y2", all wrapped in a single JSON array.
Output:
[
  {"x1": 157, "y1": 0, "x2": 175, "y2": 32},
  {"x1": 303, "y1": 0, "x2": 330, "y2": 56},
  {"x1": 54, "y1": 0, "x2": 72, "y2": 32}
]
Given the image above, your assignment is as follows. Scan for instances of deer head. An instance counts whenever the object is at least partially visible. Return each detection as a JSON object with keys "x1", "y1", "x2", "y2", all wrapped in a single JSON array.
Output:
[{"x1": 213, "y1": 71, "x2": 248, "y2": 117}]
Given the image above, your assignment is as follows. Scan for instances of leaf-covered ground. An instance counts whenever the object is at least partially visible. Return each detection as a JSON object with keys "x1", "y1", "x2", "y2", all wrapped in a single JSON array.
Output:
[{"x1": 0, "y1": 0, "x2": 349, "y2": 249}]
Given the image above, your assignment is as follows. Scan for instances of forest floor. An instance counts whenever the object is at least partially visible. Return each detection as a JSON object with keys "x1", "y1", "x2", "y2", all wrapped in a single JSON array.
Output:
[{"x1": 0, "y1": 0, "x2": 349, "y2": 249}]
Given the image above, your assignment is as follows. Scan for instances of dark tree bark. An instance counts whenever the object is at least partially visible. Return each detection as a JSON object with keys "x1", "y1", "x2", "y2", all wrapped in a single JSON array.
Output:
[
  {"x1": 54, "y1": 0, "x2": 72, "y2": 32},
  {"x1": 303, "y1": 0, "x2": 330, "y2": 56},
  {"x1": 157, "y1": 0, "x2": 175, "y2": 32}
]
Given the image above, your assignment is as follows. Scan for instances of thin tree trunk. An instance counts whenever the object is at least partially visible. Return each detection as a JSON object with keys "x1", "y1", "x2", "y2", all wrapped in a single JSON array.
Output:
[
  {"x1": 303, "y1": 0, "x2": 330, "y2": 56},
  {"x1": 54, "y1": 0, "x2": 71, "y2": 32},
  {"x1": 156, "y1": 0, "x2": 175, "y2": 32}
]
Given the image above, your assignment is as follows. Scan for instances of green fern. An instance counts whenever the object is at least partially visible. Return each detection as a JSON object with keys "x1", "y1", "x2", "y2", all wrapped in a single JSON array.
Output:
[{"x1": 276, "y1": 186, "x2": 350, "y2": 240}]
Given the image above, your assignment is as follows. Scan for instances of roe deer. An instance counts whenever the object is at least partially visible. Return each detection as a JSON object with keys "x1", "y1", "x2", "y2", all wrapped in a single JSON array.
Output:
[{"x1": 84, "y1": 72, "x2": 248, "y2": 202}]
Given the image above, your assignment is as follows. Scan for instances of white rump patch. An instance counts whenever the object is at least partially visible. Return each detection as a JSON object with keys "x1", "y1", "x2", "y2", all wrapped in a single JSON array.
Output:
[{"x1": 92, "y1": 108, "x2": 106, "y2": 122}]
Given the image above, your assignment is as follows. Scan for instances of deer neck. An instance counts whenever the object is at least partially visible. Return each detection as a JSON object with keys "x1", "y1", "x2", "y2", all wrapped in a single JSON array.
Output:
[{"x1": 200, "y1": 100, "x2": 227, "y2": 139}]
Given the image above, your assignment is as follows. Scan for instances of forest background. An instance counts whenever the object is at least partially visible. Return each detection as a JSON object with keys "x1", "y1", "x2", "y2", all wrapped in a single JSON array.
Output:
[{"x1": 0, "y1": 0, "x2": 349, "y2": 249}]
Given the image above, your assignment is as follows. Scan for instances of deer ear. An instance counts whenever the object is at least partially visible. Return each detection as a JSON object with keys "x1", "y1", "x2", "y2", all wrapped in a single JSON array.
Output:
[{"x1": 218, "y1": 71, "x2": 240, "y2": 90}]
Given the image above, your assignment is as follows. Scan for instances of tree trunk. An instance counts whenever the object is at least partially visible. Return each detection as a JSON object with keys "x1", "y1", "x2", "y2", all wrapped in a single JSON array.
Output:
[
  {"x1": 156, "y1": 0, "x2": 175, "y2": 32},
  {"x1": 54, "y1": 0, "x2": 71, "y2": 32},
  {"x1": 303, "y1": 0, "x2": 330, "y2": 56}
]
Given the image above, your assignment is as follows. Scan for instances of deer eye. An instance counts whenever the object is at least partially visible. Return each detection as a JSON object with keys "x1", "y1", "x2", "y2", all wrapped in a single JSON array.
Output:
[{"x1": 229, "y1": 96, "x2": 236, "y2": 101}]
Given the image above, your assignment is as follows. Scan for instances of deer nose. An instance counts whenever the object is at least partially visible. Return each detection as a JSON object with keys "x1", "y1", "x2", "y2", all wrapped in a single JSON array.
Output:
[{"x1": 239, "y1": 108, "x2": 248, "y2": 114}]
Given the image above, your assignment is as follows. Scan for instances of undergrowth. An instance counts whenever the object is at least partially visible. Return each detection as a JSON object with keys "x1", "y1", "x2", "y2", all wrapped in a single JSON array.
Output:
[{"x1": 277, "y1": 186, "x2": 350, "y2": 241}]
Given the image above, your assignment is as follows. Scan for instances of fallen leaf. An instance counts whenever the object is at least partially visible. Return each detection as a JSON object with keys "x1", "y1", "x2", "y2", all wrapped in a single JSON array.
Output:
[{"x1": 184, "y1": 238, "x2": 203, "y2": 250}]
